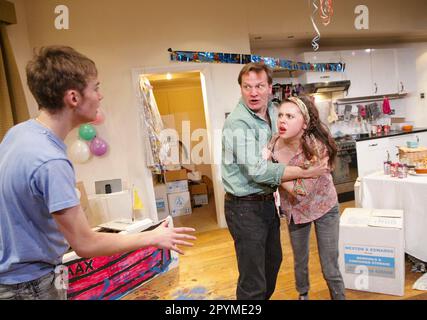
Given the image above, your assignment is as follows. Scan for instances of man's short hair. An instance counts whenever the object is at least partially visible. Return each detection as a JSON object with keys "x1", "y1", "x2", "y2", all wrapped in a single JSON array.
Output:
[
  {"x1": 26, "y1": 46, "x2": 98, "y2": 112},
  {"x1": 237, "y1": 62, "x2": 273, "y2": 86}
]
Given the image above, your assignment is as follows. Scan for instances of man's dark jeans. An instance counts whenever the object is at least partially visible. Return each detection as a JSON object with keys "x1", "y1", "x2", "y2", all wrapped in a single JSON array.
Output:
[{"x1": 225, "y1": 197, "x2": 282, "y2": 300}]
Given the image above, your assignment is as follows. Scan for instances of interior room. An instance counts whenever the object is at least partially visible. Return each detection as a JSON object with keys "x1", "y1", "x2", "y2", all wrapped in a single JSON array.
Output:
[{"x1": 2, "y1": 0, "x2": 427, "y2": 302}]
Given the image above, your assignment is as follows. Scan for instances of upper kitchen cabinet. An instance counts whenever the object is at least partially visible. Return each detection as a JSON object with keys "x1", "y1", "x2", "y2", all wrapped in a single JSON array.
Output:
[
  {"x1": 395, "y1": 47, "x2": 417, "y2": 94},
  {"x1": 341, "y1": 50, "x2": 373, "y2": 99},
  {"x1": 370, "y1": 49, "x2": 398, "y2": 96},
  {"x1": 298, "y1": 51, "x2": 344, "y2": 84}
]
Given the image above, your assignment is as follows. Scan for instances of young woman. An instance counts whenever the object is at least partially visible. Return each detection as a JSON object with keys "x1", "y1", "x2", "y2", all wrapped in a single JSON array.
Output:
[{"x1": 266, "y1": 95, "x2": 346, "y2": 300}]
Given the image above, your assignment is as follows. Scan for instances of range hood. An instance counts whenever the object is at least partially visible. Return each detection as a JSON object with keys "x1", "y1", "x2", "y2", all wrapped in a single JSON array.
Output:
[{"x1": 303, "y1": 80, "x2": 351, "y2": 94}]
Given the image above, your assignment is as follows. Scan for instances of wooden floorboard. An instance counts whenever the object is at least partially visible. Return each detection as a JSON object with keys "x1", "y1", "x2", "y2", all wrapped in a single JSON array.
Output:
[{"x1": 124, "y1": 198, "x2": 427, "y2": 300}]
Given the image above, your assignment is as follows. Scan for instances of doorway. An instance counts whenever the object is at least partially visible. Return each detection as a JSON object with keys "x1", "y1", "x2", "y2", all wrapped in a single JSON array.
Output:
[{"x1": 144, "y1": 71, "x2": 218, "y2": 233}]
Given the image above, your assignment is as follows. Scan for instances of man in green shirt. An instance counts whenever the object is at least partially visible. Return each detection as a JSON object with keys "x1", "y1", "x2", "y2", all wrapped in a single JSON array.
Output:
[{"x1": 221, "y1": 62, "x2": 329, "y2": 300}]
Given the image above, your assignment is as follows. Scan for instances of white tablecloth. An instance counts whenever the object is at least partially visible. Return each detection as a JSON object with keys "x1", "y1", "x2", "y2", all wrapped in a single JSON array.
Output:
[{"x1": 361, "y1": 171, "x2": 427, "y2": 262}]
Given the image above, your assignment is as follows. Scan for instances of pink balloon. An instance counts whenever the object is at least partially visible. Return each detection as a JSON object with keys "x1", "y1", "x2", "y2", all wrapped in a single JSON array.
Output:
[
  {"x1": 91, "y1": 108, "x2": 105, "y2": 125},
  {"x1": 90, "y1": 136, "x2": 108, "y2": 156}
]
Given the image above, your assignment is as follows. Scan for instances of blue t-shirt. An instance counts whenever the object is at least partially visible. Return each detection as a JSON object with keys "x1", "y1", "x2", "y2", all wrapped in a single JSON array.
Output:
[{"x1": 0, "y1": 120, "x2": 79, "y2": 284}]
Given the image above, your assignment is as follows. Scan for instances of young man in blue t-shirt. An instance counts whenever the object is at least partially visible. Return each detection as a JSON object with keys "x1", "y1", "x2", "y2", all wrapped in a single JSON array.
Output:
[{"x1": 0, "y1": 46, "x2": 196, "y2": 300}]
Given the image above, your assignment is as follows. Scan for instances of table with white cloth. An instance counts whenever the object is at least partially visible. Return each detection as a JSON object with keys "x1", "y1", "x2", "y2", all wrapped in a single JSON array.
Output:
[{"x1": 360, "y1": 171, "x2": 427, "y2": 262}]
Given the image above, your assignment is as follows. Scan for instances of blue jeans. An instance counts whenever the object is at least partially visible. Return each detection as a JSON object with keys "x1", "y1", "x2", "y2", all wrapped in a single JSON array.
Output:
[
  {"x1": 0, "y1": 271, "x2": 67, "y2": 300},
  {"x1": 288, "y1": 204, "x2": 346, "y2": 300},
  {"x1": 225, "y1": 197, "x2": 282, "y2": 300}
]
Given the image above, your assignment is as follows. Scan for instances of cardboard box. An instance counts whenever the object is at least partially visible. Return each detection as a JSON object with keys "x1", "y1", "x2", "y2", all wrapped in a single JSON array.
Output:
[
  {"x1": 88, "y1": 190, "x2": 132, "y2": 225},
  {"x1": 168, "y1": 191, "x2": 192, "y2": 217},
  {"x1": 164, "y1": 169, "x2": 187, "y2": 182},
  {"x1": 338, "y1": 208, "x2": 405, "y2": 296},
  {"x1": 202, "y1": 175, "x2": 214, "y2": 196},
  {"x1": 190, "y1": 183, "x2": 208, "y2": 195},
  {"x1": 192, "y1": 194, "x2": 208, "y2": 206},
  {"x1": 166, "y1": 180, "x2": 188, "y2": 194},
  {"x1": 153, "y1": 184, "x2": 170, "y2": 220},
  {"x1": 62, "y1": 217, "x2": 179, "y2": 300}
]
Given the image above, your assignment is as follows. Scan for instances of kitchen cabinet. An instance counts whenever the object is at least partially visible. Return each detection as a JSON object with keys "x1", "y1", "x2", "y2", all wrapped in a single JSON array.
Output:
[
  {"x1": 298, "y1": 51, "x2": 344, "y2": 84},
  {"x1": 357, "y1": 131, "x2": 427, "y2": 177},
  {"x1": 370, "y1": 49, "x2": 398, "y2": 96},
  {"x1": 414, "y1": 131, "x2": 427, "y2": 147},
  {"x1": 341, "y1": 50, "x2": 373, "y2": 98},
  {"x1": 356, "y1": 138, "x2": 389, "y2": 177},
  {"x1": 395, "y1": 47, "x2": 417, "y2": 94},
  {"x1": 340, "y1": 48, "x2": 416, "y2": 98},
  {"x1": 388, "y1": 134, "x2": 417, "y2": 162}
]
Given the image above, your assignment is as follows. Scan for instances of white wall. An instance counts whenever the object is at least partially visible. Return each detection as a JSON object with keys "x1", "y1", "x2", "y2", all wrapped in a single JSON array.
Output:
[{"x1": 11, "y1": 0, "x2": 250, "y2": 227}]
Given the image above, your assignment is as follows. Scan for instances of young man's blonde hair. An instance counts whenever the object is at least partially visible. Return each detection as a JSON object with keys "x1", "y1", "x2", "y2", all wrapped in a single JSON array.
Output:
[
  {"x1": 26, "y1": 46, "x2": 98, "y2": 112},
  {"x1": 237, "y1": 62, "x2": 273, "y2": 86}
]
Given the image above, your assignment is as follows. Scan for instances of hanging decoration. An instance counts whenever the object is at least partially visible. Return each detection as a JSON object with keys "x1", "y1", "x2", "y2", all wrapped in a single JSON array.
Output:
[
  {"x1": 309, "y1": 0, "x2": 321, "y2": 51},
  {"x1": 137, "y1": 76, "x2": 169, "y2": 174},
  {"x1": 89, "y1": 136, "x2": 108, "y2": 157},
  {"x1": 90, "y1": 107, "x2": 105, "y2": 126},
  {"x1": 319, "y1": 0, "x2": 334, "y2": 26},
  {"x1": 168, "y1": 48, "x2": 345, "y2": 73},
  {"x1": 78, "y1": 123, "x2": 96, "y2": 141},
  {"x1": 309, "y1": 0, "x2": 334, "y2": 51},
  {"x1": 69, "y1": 139, "x2": 91, "y2": 164},
  {"x1": 70, "y1": 109, "x2": 109, "y2": 163}
]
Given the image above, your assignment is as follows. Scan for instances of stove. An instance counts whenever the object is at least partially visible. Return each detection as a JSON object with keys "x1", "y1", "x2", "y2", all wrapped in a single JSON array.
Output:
[{"x1": 333, "y1": 135, "x2": 358, "y2": 202}]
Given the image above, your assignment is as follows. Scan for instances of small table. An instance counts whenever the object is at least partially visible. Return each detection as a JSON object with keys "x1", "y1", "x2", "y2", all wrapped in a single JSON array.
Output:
[{"x1": 361, "y1": 171, "x2": 427, "y2": 262}]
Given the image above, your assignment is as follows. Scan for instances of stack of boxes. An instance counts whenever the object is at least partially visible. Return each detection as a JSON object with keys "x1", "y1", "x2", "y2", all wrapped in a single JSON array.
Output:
[
  {"x1": 163, "y1": 169, "x2": 192, "y2": 217},
  {"x1": 190, "y1": 183, "x2": 209, "y2": 206}
]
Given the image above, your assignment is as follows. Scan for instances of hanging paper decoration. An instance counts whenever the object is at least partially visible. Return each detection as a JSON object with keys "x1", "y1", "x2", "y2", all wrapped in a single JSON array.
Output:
[
  {"x1": 137, "y1": 76, "x2": 169, "y2": 174},
  {"x1": 309, "y1": 0, "x2": 334, "y2": 51},
  {"x1": 168, "y1": 48, "x2": 345, "y2": 72},
  {"x1": 319, "y1": 0, "x2": 334, "y2": 26},
  {"x1": 309, "y1": 0, "x2": 321, "y2": 51}
]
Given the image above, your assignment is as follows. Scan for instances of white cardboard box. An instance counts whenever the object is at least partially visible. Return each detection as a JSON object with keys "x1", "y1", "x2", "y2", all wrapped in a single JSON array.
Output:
[
  {"x1": 167, "y1": 191, "x2": 192, "y2": 217},
  {"x1": 166, "y1": 180, "x2": 188, "y2": 194},
  {"x1": 193, "y1": 194, "x2": 208, "y2": 205},
  {"x1": 88, "y1": 190, "x2": 132, "y2": 225},
  {"x1": 153, "y1": 184, "x2": 170, "y2": 220},
  {"x1": 338, "y1": 208, "x2": 405, "y2": 296}
]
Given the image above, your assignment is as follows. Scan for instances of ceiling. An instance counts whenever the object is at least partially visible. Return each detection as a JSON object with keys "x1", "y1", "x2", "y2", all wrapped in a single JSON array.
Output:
[
  {"x1": 250, "y1": 32, "x2": 427, "y2": 50},
  {"x1": 147, "y1": 72, "x2": 201, "y2": 88}
]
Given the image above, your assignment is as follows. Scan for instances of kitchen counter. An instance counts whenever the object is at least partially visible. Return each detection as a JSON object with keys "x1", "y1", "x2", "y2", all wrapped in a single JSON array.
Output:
[{"x1": 354, "y1": 127, "x2": 427, "y2": 142}]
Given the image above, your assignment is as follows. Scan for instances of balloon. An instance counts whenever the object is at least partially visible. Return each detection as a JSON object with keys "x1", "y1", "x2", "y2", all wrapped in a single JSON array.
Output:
[
  {"x1": 79, "y1": 124, "x2": 96, "y2": 141},
  {"x1": 91, "y1": 108, "x2": 105, "y2": 125},
  {"x1": 69, "y1": 140, "x2": 91, "y2": 163},
  {"x1": 90, "y1": 136, "x2": 108, "y2": 156}
]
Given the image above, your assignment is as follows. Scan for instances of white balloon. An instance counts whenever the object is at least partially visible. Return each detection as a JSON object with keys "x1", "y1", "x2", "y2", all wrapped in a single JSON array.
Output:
[{"x1": 69, "y1": 140, "x2": 91, "y2": 163}]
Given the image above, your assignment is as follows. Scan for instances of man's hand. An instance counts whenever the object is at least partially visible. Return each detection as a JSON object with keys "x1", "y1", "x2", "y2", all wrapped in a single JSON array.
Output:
[
  {"x1": 262, "y1": 146, "x2": 272, "y2": 161},
  {"x1": 149, "y1": 220, "x2": 196, "y2": 255},
  {"x1": 303, "y1": 157, "x2": 330, "y2": 178}
]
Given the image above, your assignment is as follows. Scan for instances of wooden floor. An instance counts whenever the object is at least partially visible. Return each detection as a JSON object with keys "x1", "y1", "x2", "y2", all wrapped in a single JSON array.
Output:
[{"x1": 124, "y1": 198, "x2": 427, "y2": 300}]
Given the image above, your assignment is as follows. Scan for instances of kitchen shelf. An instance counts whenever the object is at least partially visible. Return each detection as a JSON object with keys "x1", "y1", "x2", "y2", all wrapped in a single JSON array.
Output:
[{"x1": 334, "y1": 93, "x2": 407, "y2": 105}]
